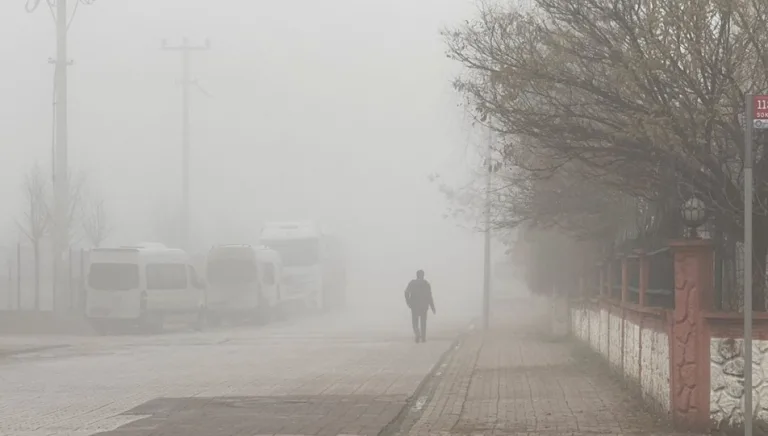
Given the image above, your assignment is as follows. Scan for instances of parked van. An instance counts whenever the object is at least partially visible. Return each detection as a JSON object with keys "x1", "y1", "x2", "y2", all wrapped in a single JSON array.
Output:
[
  {"x1": 85, "y1": 245, "x2": 205, "y2": 333},
  {"x1": 203, "y1": 244, "x2": 282, "y2": 325}
]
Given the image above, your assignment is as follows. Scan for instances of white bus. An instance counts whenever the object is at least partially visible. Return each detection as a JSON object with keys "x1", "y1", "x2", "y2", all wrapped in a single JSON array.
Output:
[
  {"x1": 203, "y1": 244, "x2": 282, "y2": 325},
  {"x1": 260, "y1": 221, "x2": 346, "y2": 312},
  {"x1": 321, "y1": 234, "x2": 347, "y2": 311},
  {"x1": 84, "y1": 245, "x2": 205, "y2": 333},
  {"x1": 260, "y1": 221, "x2": 323, "y2": 310}
]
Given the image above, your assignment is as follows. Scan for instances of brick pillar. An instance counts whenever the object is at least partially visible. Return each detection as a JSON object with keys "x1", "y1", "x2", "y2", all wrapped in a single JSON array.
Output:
[{"x1": 669, "y1": 239, "x2": 713, "y2": 430}]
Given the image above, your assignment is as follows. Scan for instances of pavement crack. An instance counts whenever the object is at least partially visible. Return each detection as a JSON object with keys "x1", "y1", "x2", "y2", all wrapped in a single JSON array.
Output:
[
  {"x1": 523, "y1": 341, "x2": 539, "y2": 432},
  {"x1": 557, "y1": 374, "x2": 580, "y2": 432},
  {"x1": 493, "y1": 342, "x2": 502, "y2": 433},
  {"x1": 448, "y1": 333, "x2": 482, "y2": 433}
]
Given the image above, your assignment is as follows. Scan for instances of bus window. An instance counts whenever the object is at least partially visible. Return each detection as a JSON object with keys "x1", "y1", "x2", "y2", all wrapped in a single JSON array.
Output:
[
  {"x1": 263, "y1": 263, "x2": 275, "y2": 285},
  {"x1": 187, "y1": 265, "x2": 205, "y2": 288},
  {"x1": 207, "y1": 259, "x2": 258, "y2": 286},
  {"x1": 89, "y1": 263, "x2": 139, "y2": 291},
  {"x1": 146, "y1": 263, "x2": 188, "y2": 290}
]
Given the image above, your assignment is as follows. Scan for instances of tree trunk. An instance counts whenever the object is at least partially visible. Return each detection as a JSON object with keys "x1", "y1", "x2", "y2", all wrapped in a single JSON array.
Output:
[{"x1": 33, "y1": 241, "x2": 40, "y2": 311}]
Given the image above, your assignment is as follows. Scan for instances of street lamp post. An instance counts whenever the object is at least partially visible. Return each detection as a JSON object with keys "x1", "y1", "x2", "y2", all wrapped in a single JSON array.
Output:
[
  {"x1": 483, "y1": 129, "x2": 492, "y2": 330},
  {"x1": 482, "y1": 127, "x2": 501, "y2": 330}
]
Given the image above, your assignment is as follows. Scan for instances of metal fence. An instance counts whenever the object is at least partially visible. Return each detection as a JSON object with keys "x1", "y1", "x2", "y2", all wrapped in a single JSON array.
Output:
[
  {"x1": 713, "y1": 231, "x2": 744, "y2": 311},
  {"x1": 645, "y1": 247, "x2": 675, "y2": 309},
  {"x1": 604, "y1": 248, "x2": 675, "y2": 309},
  {"x1": 0, "y1": 243, "x2": 89, "y2": 312}
]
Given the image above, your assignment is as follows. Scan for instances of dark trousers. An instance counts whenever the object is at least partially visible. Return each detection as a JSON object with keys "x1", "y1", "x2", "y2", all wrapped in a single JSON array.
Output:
[{"x1": 411, "y1": 308, "x2": 428, "y2": 340}]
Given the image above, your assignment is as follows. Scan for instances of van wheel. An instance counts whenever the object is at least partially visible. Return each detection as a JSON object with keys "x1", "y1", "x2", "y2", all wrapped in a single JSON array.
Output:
[
  {"x1": 140, "y1": 313, "x2": 164, "y2": 335},
  {"x1": 149, "y1": 319, "x2": 164, "y2": 334},
  {"x1": 194, "y1": 308, "x2": 209, "y2": 331},
  {"x1": 315, "y1": 289, "x2": 325, "y2": 313},
  {"x1": 207, "y1": 311, "x2": 222, "y2": 328},
  {"x1": 89, "y1": 320, "x2": 109, "y2": 336},
  {"x1": 255, "y1": 296, "x2": 271, "y2": 325},
  {"x1": 193, "y1": 314, "x2": 204, "y2": 332},
  {"x1": 252, "y1": 305, "x2": 267, "y2": 325},
  {"x1": 272, "y1": 303, "x2": 287, "y2": 321}
]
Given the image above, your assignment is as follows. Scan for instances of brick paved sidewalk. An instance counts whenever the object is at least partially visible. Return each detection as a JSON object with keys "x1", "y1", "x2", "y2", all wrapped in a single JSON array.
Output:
[{"x1": 399, "y1": 320, "x2": 693, "y2": 436}]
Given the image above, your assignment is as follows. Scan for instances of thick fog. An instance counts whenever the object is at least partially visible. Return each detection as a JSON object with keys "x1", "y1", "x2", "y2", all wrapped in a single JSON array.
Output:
[{"x1": 1, "y1": 0, "x2": 489, "y2": 315}]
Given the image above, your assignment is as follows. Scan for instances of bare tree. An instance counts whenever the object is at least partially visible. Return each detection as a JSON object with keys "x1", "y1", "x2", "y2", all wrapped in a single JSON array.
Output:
[
  {"x1": 82, "y1": 197, "x2": 111, "y2": 248},
  {"x1": 62, "y1": 171, "x2": 86, "y2": 249},
  {"x1": 17, "y1": 164, "x2": 51, "y2": 310},
  {"x1": 444, "y1": 0, "x2": 768, "y2": 305}
]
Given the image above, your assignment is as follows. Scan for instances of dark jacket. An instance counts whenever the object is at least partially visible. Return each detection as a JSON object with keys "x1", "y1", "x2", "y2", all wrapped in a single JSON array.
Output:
[{"x1": 405, "y1": 279, "x2": 435, "y2": 312}]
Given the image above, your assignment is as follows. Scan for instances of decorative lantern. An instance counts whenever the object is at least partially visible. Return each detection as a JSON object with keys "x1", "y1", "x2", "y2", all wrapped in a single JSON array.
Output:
[{"x1": 680, "y1": 196, "x2": 708, "y2": 238}]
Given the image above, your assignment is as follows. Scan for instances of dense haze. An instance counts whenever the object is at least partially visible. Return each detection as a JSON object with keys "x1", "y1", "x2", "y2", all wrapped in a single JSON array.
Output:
[
  {"x1": 1, "y1": 0, "x2": 493, "y2": 314},
  {"x1": 0, "y1": 1, "x2": 747, "y2": 434}
]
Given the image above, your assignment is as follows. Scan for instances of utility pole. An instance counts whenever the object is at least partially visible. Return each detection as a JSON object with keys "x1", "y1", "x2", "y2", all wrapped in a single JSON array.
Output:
[
  {"x1": 28, "y1": 0, "x2": 95, "y2": 312},
  {"x1": 53, "y1": 0, "x2": 71, "y2": 312},
  {"x1": 162, "y1": 38, "x2": 210, "y2": 250}
]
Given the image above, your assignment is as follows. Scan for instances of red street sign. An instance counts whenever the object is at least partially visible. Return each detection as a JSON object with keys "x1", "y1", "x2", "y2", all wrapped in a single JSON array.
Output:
[{"x1": 754, "y1": 95, "x2": 768, "y2": 119}]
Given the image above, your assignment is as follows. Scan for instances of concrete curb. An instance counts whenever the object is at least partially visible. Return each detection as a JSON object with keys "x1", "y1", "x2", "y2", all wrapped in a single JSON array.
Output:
[
  {"x1": 378, "y1": 318, "x2": 479, "y2": 436},
  {"x1": 0, "y1": 344, "x2": 69, "y2": 359}
]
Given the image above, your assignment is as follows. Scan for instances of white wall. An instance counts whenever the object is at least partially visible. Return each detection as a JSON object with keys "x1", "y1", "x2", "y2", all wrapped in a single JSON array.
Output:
[{"x1": 570, "y1": 302, "x2": 671, "y2": 414}]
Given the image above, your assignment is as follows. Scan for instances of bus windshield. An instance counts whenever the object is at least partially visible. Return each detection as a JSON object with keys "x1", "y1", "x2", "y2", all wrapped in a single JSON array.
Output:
[
  {"x1": 262, "y1": 239, "x2": 319, "y2": 267},
  {"x1": 207, "y1": 258, "x2": 258, "y2": 285}
]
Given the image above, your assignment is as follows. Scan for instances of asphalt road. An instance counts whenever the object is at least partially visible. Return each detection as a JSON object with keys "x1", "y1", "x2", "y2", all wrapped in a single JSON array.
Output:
[{"x1": 0, "y1": 307, "x2": 473, "y2": 436}]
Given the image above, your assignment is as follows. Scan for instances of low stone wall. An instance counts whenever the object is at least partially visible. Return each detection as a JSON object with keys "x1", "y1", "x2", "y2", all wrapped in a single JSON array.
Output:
[
  {"x1": 608, "y1": 309, "x2": 622, "y2": 370},
  {"x1": 624, "y1": 317, "x2": 640, "y2": 383},
  {"x1": 639, "y1": 316, "x2": 671, "y2": 412},
  {"x1": 570, "y1": 299, "x2": 671, "y2": 415},
  {"x1": 571, "y1": 301, "x2": 768, "y2": 432},
  {"x1": 707, "y1": 314, "x2": 768, "y2": 432},
  {"x1": 569, "y1": 241, "x2": 768, "y2": 432},
  {"x1": 550, "y1": 296, "x2": 570, "y2": 337}
]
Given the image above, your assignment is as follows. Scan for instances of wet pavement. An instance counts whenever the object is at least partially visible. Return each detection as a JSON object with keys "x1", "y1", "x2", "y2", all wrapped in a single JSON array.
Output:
[
  {"x1": 92, "y1": 395, "x2": 406, "y2": 436},
  {"x1": 0, "y1": 295, "x2": 699, "y2": 436},
  {"x1": 397, "y1": 297, "x2": 698, "y2": 436},
  {"x1": 0, "y1": 309, "x2": 473, "y2": 436}
]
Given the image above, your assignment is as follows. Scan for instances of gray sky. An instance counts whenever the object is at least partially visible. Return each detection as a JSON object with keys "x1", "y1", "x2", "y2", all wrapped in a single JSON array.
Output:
[{"x1": 1, "y1": 0, "x2": 489, "y2": 308}]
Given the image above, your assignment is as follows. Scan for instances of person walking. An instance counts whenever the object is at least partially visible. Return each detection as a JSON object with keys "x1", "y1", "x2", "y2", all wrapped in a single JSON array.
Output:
[{"x1": 404, "y1": 270, "x2": 435, "y2": 343}]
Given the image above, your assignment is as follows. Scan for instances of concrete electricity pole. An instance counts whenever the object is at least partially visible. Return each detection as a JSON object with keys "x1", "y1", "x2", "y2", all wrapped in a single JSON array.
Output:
[
  {"x1": 28, "y1": 0, "x2": 94, "y2": 310},
  {"x1": 162, "y1": 38, "x2": 210, "y2": 250},
  {"x1": 52, "y1": 0, "x2": 70, "y2": 311}
]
